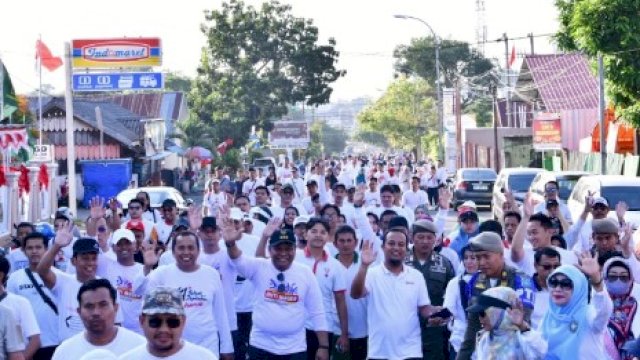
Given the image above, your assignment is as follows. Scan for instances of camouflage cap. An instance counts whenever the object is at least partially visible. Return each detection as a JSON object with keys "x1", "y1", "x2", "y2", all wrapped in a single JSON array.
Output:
[{"x1": 142, "y1": 287, "x2": 185, "y2": 316}]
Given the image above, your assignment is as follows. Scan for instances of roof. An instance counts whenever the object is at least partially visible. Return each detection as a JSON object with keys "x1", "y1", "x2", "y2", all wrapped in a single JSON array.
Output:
[
  {"x1": 42, "y1": 98, "x2": 142, "y2": 146},
  {"x1": 515, "y1": 54, "x2": 599, "y2": 112}
]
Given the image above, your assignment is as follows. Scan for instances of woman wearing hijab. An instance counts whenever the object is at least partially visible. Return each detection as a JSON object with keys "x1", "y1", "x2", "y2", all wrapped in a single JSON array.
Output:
[
  {"x1": 603, "y1": 257, "x2": 640, "y2": 360},
  {"x1": 540, "y1": 252, "x2": 614, "y2": 360},
  {"x1": 466, "y1": 286, "x2": 547, "y2": 359}
]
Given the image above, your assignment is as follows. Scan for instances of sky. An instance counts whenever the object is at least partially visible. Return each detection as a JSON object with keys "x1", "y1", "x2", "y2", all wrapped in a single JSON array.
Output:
[{"x1": 0, "y1": 0, "x2": 560, "y2": 101}]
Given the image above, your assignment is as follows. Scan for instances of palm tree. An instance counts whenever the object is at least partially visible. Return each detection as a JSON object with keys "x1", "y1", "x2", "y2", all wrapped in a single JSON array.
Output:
[{"x1": 168, "y1": 115, "x2": 215, "y2": 150}]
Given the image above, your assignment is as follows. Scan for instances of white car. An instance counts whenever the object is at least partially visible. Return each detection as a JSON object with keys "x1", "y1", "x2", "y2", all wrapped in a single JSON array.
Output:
[
  {"x1": 492, "y1": 167, "x2": 545, "y2": 221},
  {"x1": 116, "y1": 186, "x2": 188, "y2": 212},
  {"x1": 567, "y1": 175, "x2": 640, "y2": 227}
]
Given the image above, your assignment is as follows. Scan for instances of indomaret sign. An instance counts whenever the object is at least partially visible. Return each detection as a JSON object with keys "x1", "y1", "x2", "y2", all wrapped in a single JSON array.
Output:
[{"x1": 532, "y1": 113, "x2": 562, "y2": 151}]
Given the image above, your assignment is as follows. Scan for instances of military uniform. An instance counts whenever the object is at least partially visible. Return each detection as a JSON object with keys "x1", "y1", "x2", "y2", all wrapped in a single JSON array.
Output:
[{"x1": 407, "y1": 250, "x2": 456, "y2": 360}]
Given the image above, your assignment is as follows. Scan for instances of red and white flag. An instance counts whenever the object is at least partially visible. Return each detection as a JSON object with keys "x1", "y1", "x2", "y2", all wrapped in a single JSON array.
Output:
[
  {"x1": 508, "y1": 45, "x2": 516, "y2": 68},
  {"x1": 35, "y1": 40, "x2": 62, "y2": 72}
]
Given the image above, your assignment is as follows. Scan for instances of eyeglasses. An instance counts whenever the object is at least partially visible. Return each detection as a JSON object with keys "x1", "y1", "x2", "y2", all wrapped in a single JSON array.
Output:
[
  {"x1": 607, "y1": 275, "x2": 630, "y2": 282},
  {"x1": 549, "y1": 277, "x2": 573, "y2": 290},
  {"x1": 97, "y1": 226, "x2": 107, "y2": 233},
  {"x1": 277, "y1": 273, "x2": 286, "y2": 293},
  {"x1": 540, "y1": 264, "x2": 561, "y2": 271},
  {"x1": 545, "y1": 188, "x2": 558, "y2": 193},
  {"x1": 148, "y1": 317, "x2": 181, "y2": 329}
]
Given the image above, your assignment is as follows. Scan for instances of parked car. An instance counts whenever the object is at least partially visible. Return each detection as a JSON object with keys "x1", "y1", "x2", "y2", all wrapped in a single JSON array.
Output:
[
  {"x1": 451, "y1": 168, "x2": 497, "y2": 210},
  {"x1": 492, "y1": 167, "x2": 545, "y2": 221},
  {"x1": 567, "y1": 175, "x2": 640, "y2": 226},
  {"x1": 528, "y1": 171, "x2": 589, "y2": 207},
  {"x1": 116, "y1": 186, "x2": 189, "y2": 215}
]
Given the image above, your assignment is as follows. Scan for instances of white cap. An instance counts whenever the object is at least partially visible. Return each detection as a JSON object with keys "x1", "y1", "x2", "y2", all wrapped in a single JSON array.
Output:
[
  {"x1": 592, "y1": 196, "x2": 609, "y2": 207},
  {"x1": 459, "y1": 200, "x2": 477, "y2": 211},
  {"x1": 230, "y1": 207, "x2": 244, "y2": 221},
  {"x1": 109, "y1": 229, "x2": 136, "y2": 246},
  {"x1": 293, "y1": 215, "x2": 310, "y2": 227}
]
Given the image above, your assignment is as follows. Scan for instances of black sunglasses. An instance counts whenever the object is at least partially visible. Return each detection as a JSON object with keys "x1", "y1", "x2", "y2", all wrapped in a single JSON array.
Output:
[
  {"x1": 607, "y1": 275, "x2": 630, "y2": 282},
  {"x1": 549, "y1": 277, "x2": 573, "y2": 290},
  {"x1": 148, "y1": 317, "x2": 181, "y2": 329},
  {"x1": 277, "y1": 273, "x2": 285, "y2": 293},
  {"x1": 541, "y1": 264, "x2": 561, "y2": 271},
  {"x1": 97, "y1": 226, "x2": 107, "y2": 233}
]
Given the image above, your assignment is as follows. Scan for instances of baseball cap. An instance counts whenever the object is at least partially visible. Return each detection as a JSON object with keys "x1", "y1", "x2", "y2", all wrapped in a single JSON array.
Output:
[
  {"x1": 469, "y1": 232, "x2": 503, "y2": 253},
  {"x1": 230, "y1": 208, "x2": 244, "y2": 221},
  {"x1": 142, "y1": 287, "x2": 185, "y2": 316},
  {"x1": 459, "y1": 211, "x2": 479, "y2": 223},
  {"x1": 412, "y1": 219, "x2": 438, "y2": 234},
  {"x1": 200, "y1": 217, "x2": 217, "y2": 230},
  {"x1": 248, "y1": 167, "x2": 256, "y2": 172},
  {"x1": 54, "y1": 207, "x2": 73, "y2": 222},
  {"x1": 109, "y1": 229, "x2": 135, "y2": 246},
  {"x1": 388, "y1": 216, "x2": 409, "y2": 230},
  {"x1": 592, "y1": 196, "x2": 609, "y2": 207},
  {"x1": 282, "y1": 183, "x2": 294, "y2": 193},
  {"x1": 125, "y1": 220, "x2": 145, "y2": 232},
  {"x1": 293, "y1": 215, "x2": 310, "y2": 228},
  {"x1": 269, "y1": 229, "x2": 296, "y2": 247},
  {"x1": 73, "y1": 238, "x2": 100, "y2": 256},
  {"x1": 466, "y1": 293, "x2": 512, "y2": 314},
  {"x1": 592, "y1": 218, "x2": 619, "y2": 234},
  {"x1": 458, "y1": 201, "x2": 477, "y2": 213}
]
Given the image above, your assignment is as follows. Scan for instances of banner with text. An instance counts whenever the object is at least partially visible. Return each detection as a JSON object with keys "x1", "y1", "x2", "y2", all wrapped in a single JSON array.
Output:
[
  {"x1": 268, "y1": 121, "x2": 309, "y2": 148},
  {"x1": 533, "y1": 113, "x2": 562, "y2": 151}
]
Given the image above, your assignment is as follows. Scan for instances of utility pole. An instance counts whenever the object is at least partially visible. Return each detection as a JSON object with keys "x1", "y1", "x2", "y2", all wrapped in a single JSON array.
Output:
[
  {"x1": 503, "y1": 33, "x2": 512, "y2": 127},
  {"x1": 64, "y1": 42, "x2": 77, "y2": 217},
  {"x1": 491, "y1": 81, "x2": 500, "y2": 172},
  {"x1": 455, "y1": 81, "x2": 462, "y2": 168},
  {"x1": 528, "y1": 33, "x2": 535, "y2": 55},
  {"x1": 598, "y1": 55, "x2": 607, "y2": 174}
]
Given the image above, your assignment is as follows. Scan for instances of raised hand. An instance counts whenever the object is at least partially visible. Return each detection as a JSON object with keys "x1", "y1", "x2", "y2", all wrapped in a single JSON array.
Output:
[
  {"x1": 187, "y1": 204, "x2": 203, "y2": 230},
  {"x1": 507, "y1": 298, "x2": 525, "y2": 328},
  {"x1": 621, "y1": 223, "x2": 633, "y2": 254},
  {"x1": 523, "y1": 192, "x2": 535, "y2": 217},
  {"x1": 576, "y1": 251, "x2": 601, "y2": 280},
  {"x1": 616, "y1": 201, "x2": 629, "y2": 221},
  {"x1": 141, "y1": 240, "x2": 162, "y2": 268},
  {"x1": 438, "y1": 187, "x2": 452, "y2": 210},
  {"x1": 262, "y1": 217, "x2": 283, "y2": 239},
  {"x1": 583, "y1": 195, "x2": 593, "y2": 215},
  {"x1": 220, "y1": 209, "x2": 243, "y2": 243},
  {"x1": 54, "y1": 221, "x2": 74, "y2": 248},
  {"x1": 353, "y1": 185, "x2": 366, "y2": 207},
  {"x1": 361, "y1": 240, "x2": 377, "y2": 266},
  {"x1": 89, "y1": 196, "x2": 106, "y2": 219}
]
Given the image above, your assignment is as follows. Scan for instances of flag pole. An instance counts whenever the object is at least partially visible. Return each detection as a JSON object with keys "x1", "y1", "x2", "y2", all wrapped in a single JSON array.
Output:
[
  {"x1": 38, "y1": 35, "x2": 43, "y2": 145},
  {"x1": 64, "y1": 42, "x2": 77, "y2": 218}
]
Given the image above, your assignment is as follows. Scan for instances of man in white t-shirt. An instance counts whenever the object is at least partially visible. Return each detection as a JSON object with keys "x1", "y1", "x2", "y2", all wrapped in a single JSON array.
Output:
[
  {"x1": 136, "y1": 232, "x2": 233, "y2": 359},
  {"x1": 242, "y1": 168, "x2": 262, "y2": 206},
  {"x1": 7, "y1": 232, "x2": 60, "y2": 359},
  {"x1": 351, "y1": 230, "x2": 435, "y2": 360},
  {"x1": 119, "y1": 287, "x2": 217, "y2": 360},
  {"x1": 532, "y1": 180, "x2": 573, "y2": 223},
  {"x1": 52, "y1": 279, "x2": 145, "y2": 360},
  {"x1": 0, "y1": 255, "x2": 40, "y2": 360},
  {"x1": 288, "y1": 167, "x2": 306, "y2": 204},
  {"x1": 203, "y1": 178, "x2": 227, "y2": 217},
  {"x1": 121, "y1": 199, "x2": 157, "y2": 243},
  {"x1": 364, "y1": 177, "x2": 381, "y2": 208},
  {"x1": 402, "y1": 176, "x2": 429, "y2": 211},
  {"x1": 99, "y1": 229, "x2": 145, "y2": 334},
  {"x1": 224, "y1": 225, "x2": 330, "y2": 360},
  {"x1": 155, "y1": 199, "x2": 181, "y2": 245}
]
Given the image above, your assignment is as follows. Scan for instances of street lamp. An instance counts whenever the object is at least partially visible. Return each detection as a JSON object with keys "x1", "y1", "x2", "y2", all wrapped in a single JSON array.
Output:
[{"x1": 394, "y1": 14, "x2": 443, "y2": 162}]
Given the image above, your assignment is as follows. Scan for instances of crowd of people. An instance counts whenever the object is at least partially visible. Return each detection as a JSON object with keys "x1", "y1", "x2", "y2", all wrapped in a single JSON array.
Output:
[{"x1": 1, "y1": 153, "x2": 640, "y2": 360}]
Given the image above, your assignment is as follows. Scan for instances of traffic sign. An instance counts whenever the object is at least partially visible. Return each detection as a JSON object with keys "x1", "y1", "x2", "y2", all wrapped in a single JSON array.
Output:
[
  {"x1": 72, "y1": 72, "x2": 163, "y2": 92},
  {"x1": 32, "y1": 144, "x2": 53, "y2": 162}
]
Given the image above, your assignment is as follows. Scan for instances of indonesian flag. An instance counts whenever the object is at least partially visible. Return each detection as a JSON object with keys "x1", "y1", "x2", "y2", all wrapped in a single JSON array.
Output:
[
  {"x1": 35, "y1": 40, "x2": 62, "y2": 72},
  {"x1": 217, "y1": 138, "x2": 234, "y2": 155},
  {"x1": 508, "y1": 45, "x2": 516, "y2": 68}
]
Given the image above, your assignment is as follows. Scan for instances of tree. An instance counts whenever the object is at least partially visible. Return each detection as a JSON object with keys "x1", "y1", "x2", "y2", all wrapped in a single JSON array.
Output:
[
  {"x1": 189, "y1": 0, "x2": 346, "y2": 147},
  {"x1": 306, "y1": 121, "x2": 348, "y2": 157},
  {"x1": 354, "y1": 130, "x2": 389, "y2": 148},
  {"x1": 165, "y1": 71, "x2": 192, "y2": 93},
  {"x1": 357, "y1": 77, "x2": 436, "y2": 154},
  {"x1": 555, "y1": 0, "x2": 640, "y2": 127},
  {"x1": 465, "y1": 97, "x2": 493, "y2": 127},
  {"x1": 168, "y1": 116, "x2": 215, "y2": 149}
]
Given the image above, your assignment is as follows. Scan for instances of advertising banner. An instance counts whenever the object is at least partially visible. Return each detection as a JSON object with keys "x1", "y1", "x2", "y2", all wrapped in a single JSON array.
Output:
[
  {"x1": 268, "y1": 121, "x2": 309, "y2": 148},
  {"x1": 532, "y1": 113, "x2": 562, "y2": 150},
  {"x1": 72, "y1": 38, "x2": 162, "y2": 68}
]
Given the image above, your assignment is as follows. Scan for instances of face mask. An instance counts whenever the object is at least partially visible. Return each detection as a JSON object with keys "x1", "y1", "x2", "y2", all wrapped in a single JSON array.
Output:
[{"x1": 606, "y1": 279, "x2": 631, "y2": 296}]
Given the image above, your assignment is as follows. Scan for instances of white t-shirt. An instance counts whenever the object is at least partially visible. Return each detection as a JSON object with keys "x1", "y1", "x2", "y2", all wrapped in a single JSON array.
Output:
[
  {"x1": 509, "y1": 246, "x2": 578, "y2": 277},
  {"x1": 204, "y1": 191, "x2": 227, "y2": 217},
  {"x1": 155, "y1": 220, "x2": 176, "y2": 245},
  {"x1": 533, "y1": 200, "x2": 573, "y2": 223},
  {"x1": 98, "y1": 259, "x2": 145, "y2": 334},
  {"x1": 338, "y1": 256, "x2": 368, "y2": 339},
  {"x1": 363, "y1": 264, "x2": 431, "y2": 359},
  {"x1": 402, "y1": 189, "x2": 429, "y2": 211},
  {"x1": 242, "y1": 179, "x2": 262, "y2": 206},
  {"x1": 198, "y1": 249, "x2": 238, "y2": 331},
  {"x1": 0, "y1": 292, "x2": 40, "y2": 343},
  {"x1": 294, "y1": 250, "x2": 347, "y2": 333},
  {"x1": 531, "y1": 287, "x2": 549, "y2": 329},
  {"x1": 7, "y1": 249, "x2": 29, "y2": 274},
  {"x1": 232, "y1": 234, "x2": 260, "y2": 313},
  {"x1": 364, "y1": 190, "x2": 381, "y2": 207},
  {"x1": 52, "y1": 327, "x2": 145, "y2": 360},
  {"x1": 142, "y1": 264, "x2": 232, "y2": 355},
  {"x1": 7, "y1": 268, "x2": 59, "y2": 347},
  {"x1": 232, "y1": 256, "x2": 327, "y2": 355},
  {"x1": 119, "y1": 341, "x2": 218, "y2": 360}
]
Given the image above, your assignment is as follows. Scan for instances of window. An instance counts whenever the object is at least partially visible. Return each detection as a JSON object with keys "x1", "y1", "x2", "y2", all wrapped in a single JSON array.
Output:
[
  {"x1": 508, "y1": 174, "x2": 538, "y2": 192},
  {"x1": 602, "y1": 186, "x2": 640, "y2": 211},
  {"x1": 461, "y1": 169, "x2": 497, "y2": 181}
]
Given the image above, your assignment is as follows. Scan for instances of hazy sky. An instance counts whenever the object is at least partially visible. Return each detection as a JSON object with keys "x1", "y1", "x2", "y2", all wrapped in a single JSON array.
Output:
[{"x1": 0, "y1": 0, "x2": 560, "y2": 101}]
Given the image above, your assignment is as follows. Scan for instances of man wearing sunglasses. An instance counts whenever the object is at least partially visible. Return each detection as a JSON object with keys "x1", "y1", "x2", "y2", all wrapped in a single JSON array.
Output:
[
  {"x1": 530, "y1": 247, "x2": 561, "y2": 329},
  {"x1": 122, "y1": 199, "x2": 157, "y2": 243},
  {"x1": 156, "y1": 199, "x2": 180, "y2": 245},
  {"x1": 533, "y1": 181, "x2": 573, "y2": 224},
  {"x1": 120, "y1": 287, "x2": 217, "y2": 359}
]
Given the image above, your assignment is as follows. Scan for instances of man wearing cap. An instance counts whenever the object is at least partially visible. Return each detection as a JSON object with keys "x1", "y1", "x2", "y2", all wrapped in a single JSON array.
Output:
[
  {"x1": 302, "y1": 179, "x2": 321, "y2": 215},
  {"x1": 533, "y1": 180, "x2": 573, "y2": 223},
  {"x1": 204, "y1": 178, "x2": 228, "y2": 217},
  {"x1": 456, "y1": 232, "x2": 534, "y2": 360},
  {"x1": 447, "y1": 209, "x2": 480, "y2": 259},
  {"x1": 37, "y1": 221, "x2": 117, "y2": 341},
  {"x1": 242, "y1": 168, "x2": 263, "y2": 206},
  {"x1": 119, "y1": 287, "x2": 217, "y2": 359},
  {"x1": 223, "y1": 224, "x2": 329, "y2": 360},
  {"x1": 52, "y1": 279, "x2": 145, "y2": 360},
  {"x1": 408, "y1": 220, "x2": 455, "y2": 360},
  {"x1": 121, "y1": 199, "x2": 158, "y2": 243},
  {"x1": 155, "y1": 199, "x2": 181, "y2": 245},
  {"x1": 351, "y1": 229, "x2": 436, "y2": 360},
  {"x1": 590, "y1": 217, "x2": 640, "y2": 279},
  {"x1": 99, "y1": 229, "x2": 145, "y2": 334},
  {"x1": 136, "y1": 231, "x2": 233, "y2": 359},
  {"x1": 575, "y1": 195, "x2": 630, "y2": 252}
]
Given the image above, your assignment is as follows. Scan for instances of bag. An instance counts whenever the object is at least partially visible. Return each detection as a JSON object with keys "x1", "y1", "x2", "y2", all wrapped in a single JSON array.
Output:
[{"x1": 25, "y1": 269, "x2": 58, "y2": 315}]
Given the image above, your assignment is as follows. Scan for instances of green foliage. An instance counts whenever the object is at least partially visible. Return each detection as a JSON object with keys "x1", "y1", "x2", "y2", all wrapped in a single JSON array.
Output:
[
  {"x1": 214, "y1": 148, "x2": 242, "y2": 171},
  {"x1": 165, "y1": 72, "x2": 192, "y2": 93},
  {"x1": 354, "y1": 130, "x2": 389, "y2": 148},
  {"x1": 189, "y1": 0, "x2": 346, "y2": 147},
  {"x1": 168, "y1": 116, "x2": 214, "y2": 150},
  {"x1": 465, "y1": 97, "x2": 493, "y2": 127},
  {"x1": 555, "y1": 0, "x2": 640, "y2": 127},
  {"x1": 307, "y1": 121, "x2": 348, "y2": 157},
  {"x1": 357, "y1": 77, "x2": 435, "y2": 152},
  {"x1": 394, "y1": 37, "x2": 493, "y2": 88}
]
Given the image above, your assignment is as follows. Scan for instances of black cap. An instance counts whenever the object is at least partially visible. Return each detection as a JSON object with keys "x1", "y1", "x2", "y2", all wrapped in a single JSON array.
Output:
[
  {"x1": 162, "y1": 198, "x2": 177, "y2": 208},
  {"x1": 174, "y1": 218, "x2": 190, "y2": 231},
  {"x1": 466, "y1": 293, "x2": 512, "y2": 314},
  {"x1": 332, "y1": 182, "x2": 346, "y2": 190},
  {"x1": 249, "y1": 167, "x2": 256, "y2": 171},
  {"x1": 269, "y1": 229, "x2": 296, "y2": 247},
  {"x1": 72, "y1": 238, "x2": 100, "y2": 256},
  {"x1": 200, "y1": 217, "x2": 217, "y2": 230},
  {"x1": 388, "y1": 216, "x2": 409, "y2": 230}
]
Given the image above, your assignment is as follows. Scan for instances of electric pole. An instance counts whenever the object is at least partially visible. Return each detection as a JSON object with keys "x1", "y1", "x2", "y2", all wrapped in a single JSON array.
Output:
[{"x1": 503, "y1": 33, "x2": 512, "y2": 127}]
